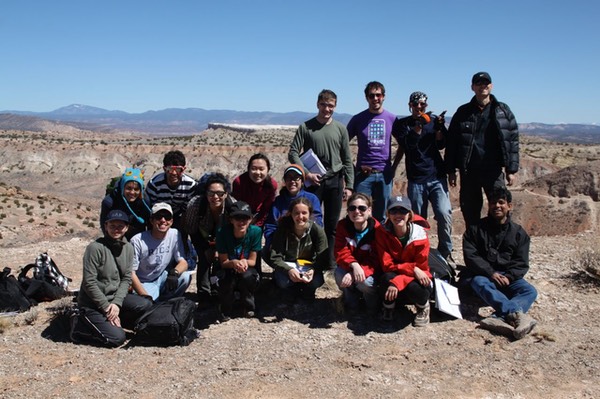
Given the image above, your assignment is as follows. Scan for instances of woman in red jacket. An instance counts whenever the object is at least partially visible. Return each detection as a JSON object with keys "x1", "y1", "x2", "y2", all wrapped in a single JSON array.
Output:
[
  {"x1": 375, "y1": 195, "x2": 433, "y2": 326},
  {"x1": 334, "y1": 193, "x2": 382, "y2": 315}
]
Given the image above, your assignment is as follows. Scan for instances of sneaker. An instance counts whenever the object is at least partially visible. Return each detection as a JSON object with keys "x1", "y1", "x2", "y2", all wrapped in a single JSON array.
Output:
[
  {"x1": 479, "y1": 316, "x2": 515, "y2": 337},
  {"x1": 217, "y1": 313, "x2": 231, "y2": 323},
  {"x1": 507, "y1": 312, "x2": 537, "y2": 340},
  {"x1": 244, "y1": 310, "x2": 255, "y2": 319},
  {"x1": 413, "y1": 302, "x2": 430, "y2": 327}
]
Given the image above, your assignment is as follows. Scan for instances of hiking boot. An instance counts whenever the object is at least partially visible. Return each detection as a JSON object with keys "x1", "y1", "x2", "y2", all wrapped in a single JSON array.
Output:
[
  {"x1": 479, "y1": 316, "x2": 515, "y2": 337},
  {"x1": 382, "y1": 303, "x2": 395, "y2": 321},
  {"x1": 244, "y1": 310, "x2": 255, "y2": 319},
  {"x1": 217, "y1": 313, "x2": 231, "y2": 323},
  {"x1": 413, "y1": 302, "x2": 430, "y2": 327},
  {"x1": 507, "y1": 311, "x2": 537, "y2": 340}
]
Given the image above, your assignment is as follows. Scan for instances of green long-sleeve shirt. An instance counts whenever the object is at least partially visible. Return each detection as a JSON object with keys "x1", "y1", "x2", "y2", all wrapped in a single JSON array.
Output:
[
  {"x1": 288, "y1": 117, "x2": 354, "y2": 190},
  {"x1": 78, "y1": 237, "x2": 133, "y2": 311}
]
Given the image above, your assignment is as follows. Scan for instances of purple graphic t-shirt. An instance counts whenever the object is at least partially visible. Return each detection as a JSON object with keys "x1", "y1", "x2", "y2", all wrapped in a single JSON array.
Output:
[{"x1": 347, "y1": 109, "x2": 397, "y2": 171}]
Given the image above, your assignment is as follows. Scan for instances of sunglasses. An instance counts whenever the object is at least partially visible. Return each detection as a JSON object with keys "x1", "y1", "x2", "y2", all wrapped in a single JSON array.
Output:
[
  {"x1": 232, "y1": 215, "x2": 251, "y2": 221},
  {"x1": 207, "y1": 190, "x2": 226, "y2": 198},
  {"x1": 348, "y1": 205, "x2": 368, "y2": 212},
  {"x1": 153, "y1": 212, "x2": 173, "y2": 221},
  {"x1": 368, "y1": 93, "x2": 383, "y2": 99},
  {"x1": 164, "y1": 165, "x2": 185, "y2": 173},
  {"x1": 389, "y1": 207, "x2": 410, "y2": 215}
]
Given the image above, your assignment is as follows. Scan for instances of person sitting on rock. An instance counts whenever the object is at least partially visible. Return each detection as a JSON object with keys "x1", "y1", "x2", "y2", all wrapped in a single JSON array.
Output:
[
  {"x1": 130, "y1": 203, "x2": 191, "y2": 302},
  {"x1": 71, "y1": 210, "x2": 153, "y2": 347},
  {"x1": 100, "y1": 167, "x2": 152, "y2": 240},
  {"x1": 462, "y1": 187, "x2": 537, "y2": 340}
]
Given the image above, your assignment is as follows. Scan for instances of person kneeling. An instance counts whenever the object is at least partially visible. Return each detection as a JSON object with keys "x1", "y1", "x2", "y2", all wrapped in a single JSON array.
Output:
[
  {"x1": 71, "y1": 210, "x2": 153, "y2": 347},
  {"x1": 375, "y1": 195, "x2": 433, "y2": 327},
  {"x1": 215, "y1": 201, "x2": 261, "y2": 321},
  {"x1": 130, "y1": 203, "x2": 191, "y2": 302}
]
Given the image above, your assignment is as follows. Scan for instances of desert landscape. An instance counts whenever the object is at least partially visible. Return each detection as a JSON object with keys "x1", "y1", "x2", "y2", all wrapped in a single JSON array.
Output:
[{"x1": 1, "y1": 125, "x2": 600, "y2": 398}]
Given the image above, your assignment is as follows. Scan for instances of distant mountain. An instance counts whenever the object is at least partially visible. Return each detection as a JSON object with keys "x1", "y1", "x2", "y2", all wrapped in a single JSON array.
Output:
[{"x1": 2, "y1": 104, "x2": 599, "y2": 143}]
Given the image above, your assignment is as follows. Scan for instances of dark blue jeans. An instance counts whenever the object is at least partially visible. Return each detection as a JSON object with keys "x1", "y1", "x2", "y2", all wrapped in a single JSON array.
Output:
[{"x1": 470, "y1": 275, "x2": 537, "y2": 317}]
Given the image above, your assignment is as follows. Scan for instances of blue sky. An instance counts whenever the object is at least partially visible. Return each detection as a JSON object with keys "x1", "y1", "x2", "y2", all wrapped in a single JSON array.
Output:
[{"x1": 1, "y1": 0, "x2": 598, "y2": 124}]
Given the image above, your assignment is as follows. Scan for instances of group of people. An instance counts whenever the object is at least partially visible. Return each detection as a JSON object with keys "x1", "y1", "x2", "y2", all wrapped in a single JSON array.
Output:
[{"x1": 72, "y1": 71, "x2": 538, "y2": 347}]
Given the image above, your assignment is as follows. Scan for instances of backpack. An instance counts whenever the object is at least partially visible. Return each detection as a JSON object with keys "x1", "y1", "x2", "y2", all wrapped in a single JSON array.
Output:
[
  {"x1": 133, "y1": 297, "x2": 197, "y2": 346},
  {"x1": 105, "y1": 176, "x2": 121, "y2": 196},
  {"x1": 428, "y1": 248, "x2": 456, "y2": 284},
  {"x1": 18, "y1": 253, "x2": 72, "y2": 302},
  {"x1": 0, "y1": 267, "x2": 34, "y2": 312}
]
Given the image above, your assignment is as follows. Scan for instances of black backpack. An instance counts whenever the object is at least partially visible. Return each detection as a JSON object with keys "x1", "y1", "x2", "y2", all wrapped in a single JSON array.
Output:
[
  {"x1": 428, "y1": 248, "x2": 457, "y2": 284},
  {"x1": 0, "y1": 267, "x2": 34, "y2": 312},
  {"x1": 133, "y1": 297, "x2": 197, "y2": 346},
  {"x1": 18, "y1": 253, "x2": 72, "y2": 302}
]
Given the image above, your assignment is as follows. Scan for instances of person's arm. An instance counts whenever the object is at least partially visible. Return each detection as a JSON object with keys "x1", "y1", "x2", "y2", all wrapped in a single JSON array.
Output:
[
  {"x1": 288, "y1": 125, "x2": 307, "y2": 172},
  {"x1": 131, "y1": 271, "x2": 150, "y2": 297},
  {"x1": 173, "y1": 229, "x2": 189, "y2": 273},
  {"x1": 503, "y1": 226, "x2": 530, "y2": 282},
  {"x1": 130, "y1": 235, "x2": 150, "y2": 297},
  {"x1": 391, "y1": 119, "x2": 405, "y2": 173},
  {"x1": 81, "y1": 242, "x2": 111, "y2": 311},
  {"x1": 339, "y1": 124, "x2": 354, "y2": 192},
  {"x1": 254, "y1": 178, "x2": 277, "y2": 227},
  {"x1": 268, "y1": 227, "x2": 294, "y2": 271},
  {"x1": 445, "y1": 110, "x2": 461, "y2": 187},
  {"x1": 112, "y1": 243, "x2": 133, "y2": 307}
]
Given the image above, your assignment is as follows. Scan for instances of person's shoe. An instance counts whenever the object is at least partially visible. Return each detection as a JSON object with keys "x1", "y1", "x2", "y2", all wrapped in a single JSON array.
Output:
[
  {"x1": 244, "y1": 310, "x2": 255, "y2": 318},
  {"x1": 413, "y1": 302, "x2": 430, "y2": 327},
  {"x1": 382, "y1": 303, "x2": 395, "y2": 322},
  {"x1": 479, "y1": 316, "x2": 515, "y2": 337},
  {"x1": 507, "y1": 311, "x2": 537, "y2": 340},
  {"x1": 217, "y1": 313, "x2": 231, "y2": 323},
  {"x1": 69, "y1": 313, "x2": 80, "y2": 344}
]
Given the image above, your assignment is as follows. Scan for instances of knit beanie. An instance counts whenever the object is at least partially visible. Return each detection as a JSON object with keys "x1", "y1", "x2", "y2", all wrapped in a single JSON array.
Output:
[{"x1": 119, "y1": 167, "x2": 151, "y2": 223}]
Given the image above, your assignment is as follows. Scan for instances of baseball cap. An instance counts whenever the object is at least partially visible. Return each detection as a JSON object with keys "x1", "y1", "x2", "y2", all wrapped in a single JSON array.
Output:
[
  {"x1": 283, "y1": 164, "x2": 305, "y2": 180},
  {"x1": 387, "y1": 195, "x2": 412, "y2": 211},
  {"x1": 152, "y1": 202, "x2": 173, "y2": 215},
  {"x1": 409, "y1": 91, "x2": 428, "y2": 105},
  {"x1": 472, "y1": 71, "x2": 492, "y2": 84},
  {"x1": 106, "y1": 209, "x2": 130, "y2": 224},
  {"x1": 229, "y1": 201, "x2": 253, "y2": 218}
]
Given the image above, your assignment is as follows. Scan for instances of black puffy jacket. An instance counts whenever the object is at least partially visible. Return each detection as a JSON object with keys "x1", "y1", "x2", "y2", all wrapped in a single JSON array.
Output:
[{"x1": 445, "y1": 94, "x2": 519, "y2": 175}]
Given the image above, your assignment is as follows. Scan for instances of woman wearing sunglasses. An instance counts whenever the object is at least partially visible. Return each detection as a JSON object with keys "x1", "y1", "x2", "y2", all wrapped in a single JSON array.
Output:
[
  {"x1": 334, "y1": 193, "x2": 382, "y2": 316},
  {"x1": 375, "y1": 195, "x2": 433, "y2": 326}
]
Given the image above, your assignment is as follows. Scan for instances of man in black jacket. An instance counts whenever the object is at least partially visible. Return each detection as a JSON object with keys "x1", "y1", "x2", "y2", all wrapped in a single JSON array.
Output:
[
  {"x1": 463, "y1": 187, "x2": 537, "y2": 340},
  {"x1": 446, "y1": 72, "x2": 519, "y2": 227}
]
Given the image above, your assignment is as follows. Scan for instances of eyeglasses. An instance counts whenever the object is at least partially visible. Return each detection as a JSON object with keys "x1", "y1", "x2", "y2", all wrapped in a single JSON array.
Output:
[
  {"x1": 348, "y1": 205, "x2": 368, "y2": 212},
  {"x1": 368, "y1": 93, "x2": 383, "y2": 99},
  {"x1": 411, "y1": 102, "x2": 427, "y2": 107},
  {"x1": 232, "y1": 215, "x2": 251, "y2": 221},
  {"x1": 388, "y1": 207, "x2": 410, "y2": 215},
  {"x1": 318, "y1": 102, "x2": 336, "y2": 109},
  {"x1": 153, "y1": 213, "x2": 173, "y2": 221},
  {"x1": 207, "y1": 190, "x2": 226, "y2": 198},
  {"x1": 284, "y1": 175, "x2": 302, "y2": 182},
  {"x1": 164, "y1": 165, "x2": 185, "y2": 173}
]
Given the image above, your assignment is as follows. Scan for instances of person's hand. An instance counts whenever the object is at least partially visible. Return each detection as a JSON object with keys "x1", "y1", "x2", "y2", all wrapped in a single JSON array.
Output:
[
  {"x1": 491, "y1": 272, "x2": 510, "y2": 287},
  {"x1": 306, "y1": 173, "x2": 322, "y2": 186},
  {"x1": 350, "y1": 263, "x2": 365, "y2": 283},
  {"x1": 506, "y1": 173, "x2": 516, "y2": 186},
  {"x1": 288, "y1": 268, "x2": 303, "y2": 283},
  {"x1": 339, "y1": 272, "x2": 353, "y2": 288},
  {"x1": 301, "y1": 268, "x2": 314, "y2": 283},
  {"x1": 104, "y1": 304, "x2": 121, "y2": 327},
  {"x1": 448, "y1": 172, "x2": 457, "y2": 187},
  {"x1": 385, "y1": 285, "x2": 398, "y2": 302},
  {"x1": 167, "y1": 269, "x2": 180, "y2": 291},
  {"x1": 413, "y1": 267, "x2": 431, "y2": 287},
  {"x1": 343, "y1": 189, "x2": 353, "y2": 201}
]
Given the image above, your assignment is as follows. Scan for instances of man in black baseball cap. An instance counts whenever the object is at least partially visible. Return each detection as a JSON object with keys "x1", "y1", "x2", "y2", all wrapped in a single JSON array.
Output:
[{"x1": 445, "y1": 71, "x2": 520, "y2": 228}]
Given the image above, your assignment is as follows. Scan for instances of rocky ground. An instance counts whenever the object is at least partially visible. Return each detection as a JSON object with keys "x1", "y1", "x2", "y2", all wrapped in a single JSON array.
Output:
[
  {"x1": 1, "y1": 231, "x2": 599, "y2": 398},
  {"x1": 1, "y1": 127, "x2": 600, "y2": 398}
]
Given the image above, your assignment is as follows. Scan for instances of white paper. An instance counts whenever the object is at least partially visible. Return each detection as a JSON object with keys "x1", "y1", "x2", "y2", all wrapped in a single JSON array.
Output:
[
  {"x1": 434, "y1": 278, "x2": 463, "y2": 319},
  {"x1": 300, "y1": 149, "x2": 327, "y2": 187}
]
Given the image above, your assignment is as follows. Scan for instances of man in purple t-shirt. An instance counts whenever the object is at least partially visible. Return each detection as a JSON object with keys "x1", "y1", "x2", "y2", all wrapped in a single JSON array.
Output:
[{"x1": 347, "y1": 81, "x2": 398, "y2": 221}]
